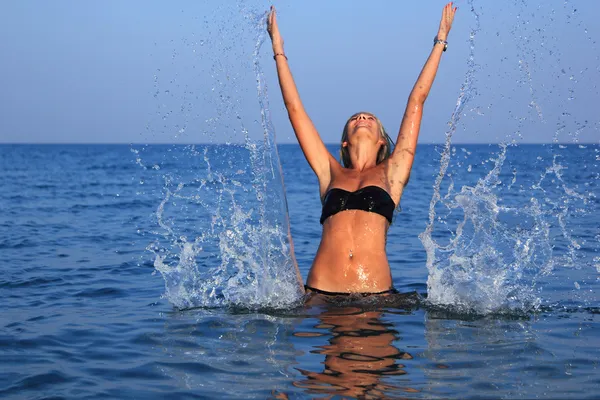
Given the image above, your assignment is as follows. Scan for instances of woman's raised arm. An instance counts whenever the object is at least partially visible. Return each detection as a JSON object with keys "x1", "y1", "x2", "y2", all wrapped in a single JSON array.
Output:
[
  {"x1": 268, "y1": 7, "x2": 333, "y2": 187},
  {"x1": 388, "y1": 2, "x2": 457, "y2": 186}
]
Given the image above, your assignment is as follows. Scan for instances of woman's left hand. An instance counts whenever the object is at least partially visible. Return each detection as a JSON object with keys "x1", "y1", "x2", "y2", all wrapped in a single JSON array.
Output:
[{"x1": 437, "y1": 2, "x2": 457, "y2": 41}]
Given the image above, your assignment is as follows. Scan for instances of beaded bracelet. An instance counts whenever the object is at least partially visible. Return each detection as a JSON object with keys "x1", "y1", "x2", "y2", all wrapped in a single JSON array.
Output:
[{"x1": 273, "y1": 53, "x2": 288, "y2": 60}]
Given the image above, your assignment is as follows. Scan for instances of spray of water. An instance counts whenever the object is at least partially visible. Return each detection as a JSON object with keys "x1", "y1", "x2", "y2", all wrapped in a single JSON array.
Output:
[
  {"x1": 419, "y1": 0, "x2": 596, "y2": 314},
  {"x1": 149, "y1": 6, "x2": 303, "y2": 310}
]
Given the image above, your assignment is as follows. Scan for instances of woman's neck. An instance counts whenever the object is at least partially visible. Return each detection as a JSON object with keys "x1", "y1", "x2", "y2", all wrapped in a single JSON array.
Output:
[{"x1": 348, "y1": 142, "x2": 379, "y2": 171}]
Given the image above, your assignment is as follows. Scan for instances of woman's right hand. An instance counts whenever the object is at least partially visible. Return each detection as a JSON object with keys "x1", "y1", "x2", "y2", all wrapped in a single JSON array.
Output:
[{"x1": 267, "y1": 6, "x2": 284, "y2": 53}]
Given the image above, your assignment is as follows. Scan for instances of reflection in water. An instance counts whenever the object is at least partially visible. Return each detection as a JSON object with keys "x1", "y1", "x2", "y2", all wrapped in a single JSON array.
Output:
[{"x1": 292, "y1": 306, "x2": 417, "y2": 399}]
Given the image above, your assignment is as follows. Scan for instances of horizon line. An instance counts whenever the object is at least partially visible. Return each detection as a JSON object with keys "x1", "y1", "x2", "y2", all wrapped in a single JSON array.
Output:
[{"x1": 0, "y1": 141, "x2": 598, "y2": 146}]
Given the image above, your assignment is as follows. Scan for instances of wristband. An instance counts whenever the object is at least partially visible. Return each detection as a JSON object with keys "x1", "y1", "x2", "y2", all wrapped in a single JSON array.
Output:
[{"x1": 433, "y1": 36, "x2": 448, "y2": 52}]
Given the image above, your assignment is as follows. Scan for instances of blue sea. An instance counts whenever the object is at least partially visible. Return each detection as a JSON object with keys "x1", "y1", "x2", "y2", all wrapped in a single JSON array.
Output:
[{"x1": 1, "y1": 142, "x2": 598, "y2": 399}]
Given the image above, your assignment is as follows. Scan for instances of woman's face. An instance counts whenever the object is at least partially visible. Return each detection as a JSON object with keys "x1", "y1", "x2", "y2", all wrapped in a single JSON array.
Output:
[{"x1": 343, "y1": 112, "x2": 384, "y2": 147}]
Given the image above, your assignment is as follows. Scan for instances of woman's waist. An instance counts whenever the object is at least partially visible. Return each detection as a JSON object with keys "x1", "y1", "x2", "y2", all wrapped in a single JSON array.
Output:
[
  {"x1": 307, "y1": 253, "x2": 392, "y2": 293},
  {"x1": 319, "y1": 226, "x2": 388, "y2": 252}
]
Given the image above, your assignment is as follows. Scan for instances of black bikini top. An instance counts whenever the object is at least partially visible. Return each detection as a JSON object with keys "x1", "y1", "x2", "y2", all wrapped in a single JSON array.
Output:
[{"x1": 320, "y1": 185, "x2": 396, "y2": 224}]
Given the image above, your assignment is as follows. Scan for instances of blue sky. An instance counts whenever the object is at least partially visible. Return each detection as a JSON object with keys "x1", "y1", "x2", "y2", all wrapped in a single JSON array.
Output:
[{"x1": 0, "y1": 0, "x2": 598, "y2": 144}]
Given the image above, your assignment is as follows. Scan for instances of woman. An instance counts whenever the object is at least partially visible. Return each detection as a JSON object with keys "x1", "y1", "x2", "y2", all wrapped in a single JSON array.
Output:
[{"x1": 267, "y1": 3, "x2": 457, "y2": 295}]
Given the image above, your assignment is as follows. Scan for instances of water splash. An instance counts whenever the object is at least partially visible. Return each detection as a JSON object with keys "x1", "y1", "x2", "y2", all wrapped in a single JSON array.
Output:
[
  {"x1": 147, "y1": 4, "x2": 302, "y2": 310},
  {"x1": 421, "y1": 145, "x2": 554, "y2": 313},
  {"x1": 419, "y1": 0, "x2": 596, "y2": 314}
]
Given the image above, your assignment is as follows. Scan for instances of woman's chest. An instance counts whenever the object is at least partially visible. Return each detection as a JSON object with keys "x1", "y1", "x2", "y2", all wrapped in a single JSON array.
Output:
[{"x1": 327, "y1": 166, "x2": 389, "y2": 192}]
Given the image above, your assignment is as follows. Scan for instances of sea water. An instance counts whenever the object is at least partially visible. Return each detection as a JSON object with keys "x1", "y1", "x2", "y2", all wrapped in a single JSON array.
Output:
[
  {"x1": 2, "y1": 143, "x2": 598, "y2": 398},
  {"x1": 2, "y1": 0, "x2": 600, "y2": 399}
]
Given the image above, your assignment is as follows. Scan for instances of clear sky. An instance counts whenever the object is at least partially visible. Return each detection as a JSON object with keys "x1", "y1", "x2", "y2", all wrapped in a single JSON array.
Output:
[{"x1": 0, "y1": 0, "x2": 598, "y2": 144}]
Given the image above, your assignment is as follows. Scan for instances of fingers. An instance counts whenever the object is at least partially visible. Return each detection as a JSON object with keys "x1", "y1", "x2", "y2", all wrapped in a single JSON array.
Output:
[
  {"x1": 443, "y1": 2, "x2": 457, "y2": 16},
  {"x1": 267, "y1": 5, "x2": 277, "y2": 33},
  {"x1": 268, "y1": 5, "x2": 277, "y2": 27},
  {"x1": 441, "y1": 2, "x2": 456, "y2": 23},
  {"x1": 267, "y1": 5, "x2": 283, "y2": 46},
  {"x1": 437, "y1": 1, "x2": 456, "y2": 39}
]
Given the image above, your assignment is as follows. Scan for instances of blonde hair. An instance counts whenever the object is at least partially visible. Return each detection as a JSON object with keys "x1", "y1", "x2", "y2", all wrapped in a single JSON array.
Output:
[{"x1": 339, "y1": 112, "x2": 394, "y2": 168}]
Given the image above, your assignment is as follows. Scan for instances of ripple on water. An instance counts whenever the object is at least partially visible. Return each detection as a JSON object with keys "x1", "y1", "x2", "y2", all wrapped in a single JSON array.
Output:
[
  {"x1": 74, "y1": 286, "x2": 127, "y2": 299},
  {"x1": 0, "y1": 370, "x2": 72, "y2": 398},
  {"x1": 0, "y1": 276, "x2": 65, "y2": 289}
]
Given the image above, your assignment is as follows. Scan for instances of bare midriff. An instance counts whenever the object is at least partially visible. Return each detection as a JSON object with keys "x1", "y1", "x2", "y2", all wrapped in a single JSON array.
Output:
[{"x1": 306, "y1": 209, "x2": 393, "y2": 293}]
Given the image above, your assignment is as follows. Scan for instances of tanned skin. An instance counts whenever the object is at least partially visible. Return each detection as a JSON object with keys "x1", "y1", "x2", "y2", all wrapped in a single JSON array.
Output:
[{"x1": 268, "y1": 3, "x2": 457, "y2": 294}]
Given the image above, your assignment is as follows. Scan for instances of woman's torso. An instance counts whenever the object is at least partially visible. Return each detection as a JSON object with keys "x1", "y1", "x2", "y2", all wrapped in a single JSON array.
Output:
[{"x1": 306, "y1": 160, "x2": 404, "y2": 293}]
